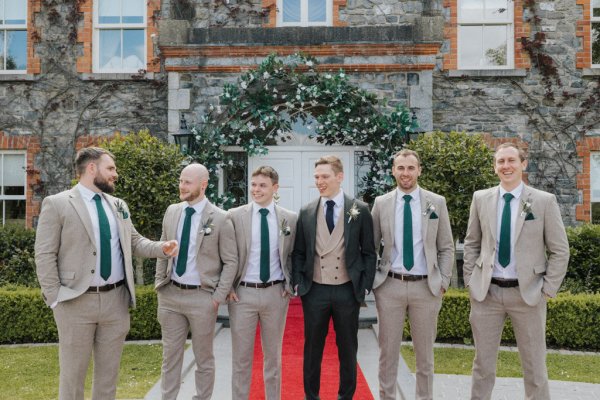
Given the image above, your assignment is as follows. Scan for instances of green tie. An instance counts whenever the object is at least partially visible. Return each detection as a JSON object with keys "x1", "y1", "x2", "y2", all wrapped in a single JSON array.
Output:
[
  {"x1": 175, "y1": 207, "x2": 196, "y2": 276},
  {"x1": 93, "y1": 194, "x2": 112, "y2": 280},
  {"x1": 259, "y1": 208, "x2": 270, "y2": 283},
  {"x1": 402, "y1": 195, "x2": 414, "y2": 270},
  {"x1": 499, "y1": 193, "x2": 514, "y2": 267}
]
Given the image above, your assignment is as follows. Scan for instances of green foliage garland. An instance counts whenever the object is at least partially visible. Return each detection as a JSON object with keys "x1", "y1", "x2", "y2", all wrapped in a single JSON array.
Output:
[{"x1": 189, "y1": 53, "x2": 412, "y2": 207}]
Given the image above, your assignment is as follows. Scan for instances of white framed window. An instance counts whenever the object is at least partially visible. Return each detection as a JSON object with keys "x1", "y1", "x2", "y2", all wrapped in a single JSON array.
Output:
[
  {"x1": 277, "y1": 0, "x2": 332, "y2": 27},
  {"x1": 0, "y1": 151, "x2": 26, "y2": 226},
  {"x1": 593, "y1": 0, "x2": 600, "y2": 67},
  {"x1": 458, "y1": 0, "x2": 514, "y2": 69},
  {"x1": 93, "y1": 0, "x2": 146, "y2": 73},
  {"x1": 591, "y1": 152, "x2": 600, "y2": 223},
  {"x1": 0, "y1": 0, "x2": 27, "y2": 74}
]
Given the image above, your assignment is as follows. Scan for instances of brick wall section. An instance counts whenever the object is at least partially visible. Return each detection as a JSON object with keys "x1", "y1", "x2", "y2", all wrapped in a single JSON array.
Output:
[
  {"x1": 261, "y1": 0, "x2": 347, "y2": 27},
  {"x1": 576, "y1": 0, "x2": 591, "y2": 69},
  {"x1": 27, "y1": 0, "x2": 42, "y2": 74},
  {"x1": 77, "y1": 0, "x2": 161, "y2": 73},
  {"x1": 0, "y1": 132, "x2": 41, "y2": 228},
  {"x1": 575, "y1": 137, "x2": 600, "y2": 221},
  {"x1": 443, "y1": 0, "x2": 530, "y2": 70}
]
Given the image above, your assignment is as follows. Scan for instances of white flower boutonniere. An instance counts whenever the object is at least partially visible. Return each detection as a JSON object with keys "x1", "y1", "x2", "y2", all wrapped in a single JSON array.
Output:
[
  {"x1": 521, "y1": 199, "x2": 535, "y2": 220},
  {"x1": 114, "y1": 200, "x2": 129, "y2": 219},
  {"x1": 423, "y1": 200, "x2": 438, "y2": 219},
  {"x1": 347, "y1": 202, "x2": 360, "y2": 223},
  {"x1": 200, "y1": 217, "x2": 215, "y2": 235},
  {"x1": 280, "y1": 218, "x2": 291, "y2": 236}
]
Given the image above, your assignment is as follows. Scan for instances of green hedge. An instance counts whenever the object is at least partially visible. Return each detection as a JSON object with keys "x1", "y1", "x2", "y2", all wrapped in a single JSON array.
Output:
[
  {"x1": 0, "y1": 225, "x2": 37, "y2": 287},
  {"x1": 1, "y1": 287, "x2": 599, "y2": 350}
]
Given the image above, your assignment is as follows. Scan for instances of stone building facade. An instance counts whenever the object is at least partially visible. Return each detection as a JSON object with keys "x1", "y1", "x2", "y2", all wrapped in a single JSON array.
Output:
[{"x1": 0, "y1": 0, "x2": 598, "y2": 228}]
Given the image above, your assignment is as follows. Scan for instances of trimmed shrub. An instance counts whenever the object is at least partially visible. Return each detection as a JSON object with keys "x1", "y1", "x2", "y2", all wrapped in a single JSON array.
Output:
[
  {"x1": 0, "y1": 225, "x2": 38, "y2": 287},
  {"x1": 1, "y1": 287, "x2": 599, "y2": 350},
  {"x1": 563, "y1": 224, "x2": 600, "y2": 294}
]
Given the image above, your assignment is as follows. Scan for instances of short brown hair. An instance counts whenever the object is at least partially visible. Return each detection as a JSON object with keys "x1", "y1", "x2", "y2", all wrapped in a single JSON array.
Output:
[
  {"x1": 251, "y1": 165, "x2": 279, "y2": 185},
  {"x1": 315, "y1": 155, "x2": 344, "y2": 175},
  {"x1": 393, "y1": 149, "x2": 421, "y2": 166},
  {"x1": 494, "y1": 143, "x2": 527, "y2": 162},
  {"x1": 75, "y1": 147, "x2": 115, "y2": 176}
]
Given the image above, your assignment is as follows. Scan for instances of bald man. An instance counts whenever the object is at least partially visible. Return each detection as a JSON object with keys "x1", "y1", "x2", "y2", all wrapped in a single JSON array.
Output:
[{"x1": 155, "y1": 163, "x2": 238, "y2": 400}]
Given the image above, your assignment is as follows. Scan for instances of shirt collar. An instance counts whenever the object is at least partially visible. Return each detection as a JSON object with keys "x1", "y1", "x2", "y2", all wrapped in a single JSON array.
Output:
[
  {"x1": 77, "y1": 183, "x2": 103, "y2": 203},
  {"x1": 252, "y1": 201, "x2": 275, "y2": 215},
  {"x1": 186, "y1": 197, "x2": 208, "y2": 215},
  {"x1": 321, "y1": 189, "x2": 345, "y2": 208},
  {"x1": 396, "y1": 186, "x2": 420, "y2": 203},
  {"x1": 499, "y1": 182, "x2": 524, "y2": 201}
]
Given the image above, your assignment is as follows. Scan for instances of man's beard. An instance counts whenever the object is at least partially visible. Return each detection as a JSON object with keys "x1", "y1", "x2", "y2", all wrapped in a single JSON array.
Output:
[
  {"x1": 181, "y1": 188, "x2": 201, "y2": 202},
  {"x1": 94, "y1": 176, "x2": 115, "y2": 194}
]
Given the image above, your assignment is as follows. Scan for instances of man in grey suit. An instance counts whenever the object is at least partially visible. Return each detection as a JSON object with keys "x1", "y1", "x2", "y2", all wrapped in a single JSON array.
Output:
[
  {"x1": 35, "y1": 147, "x2": 178, "y2": 400},
  {"x1": 155, "y1": 163, "x2": 237, "y2": 400},
  {"x1": 464, "y1": 143, "x2": 570, "y2": 400},
  {"x1": 227, "y1": 166, "x2": 297, "y2": 400},
  {"x1": 371, "y1": 149, "x2": 454, "y2": 400},
  {"x1": 292, "y1": 155, "x2": 377, "y2": 400}
]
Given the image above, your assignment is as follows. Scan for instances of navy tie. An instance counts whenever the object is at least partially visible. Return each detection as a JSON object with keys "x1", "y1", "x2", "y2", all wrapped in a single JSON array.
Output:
[{"x1": 325, "y1": 200, "x2": 335, "y2": 234}]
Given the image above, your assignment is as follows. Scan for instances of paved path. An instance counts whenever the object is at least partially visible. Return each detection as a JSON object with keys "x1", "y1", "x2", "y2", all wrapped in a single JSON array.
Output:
[{"x1": 144, "y1": 298, "x2": 600, "y2": 400}]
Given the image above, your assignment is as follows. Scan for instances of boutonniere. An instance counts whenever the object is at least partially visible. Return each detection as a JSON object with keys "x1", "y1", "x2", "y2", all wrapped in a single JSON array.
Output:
[
  {"x1": 347, "y1": 202, "x2": 360, "y2": 223},
  {"x1": 280, "y1": 218, "x2": 291, "y2": 236},
  {"x1": 521, "y1": 199, "x2": 535, "y2": 220},
  {"x1": 114, "y1": 200, "x2": 129, "y2": 219},
  {"x1": 200, "y1": 217, "x2": 215, "y2": 235},
  {"x1": 422, "y1": 200, "x2": 438, "y2": 219}
]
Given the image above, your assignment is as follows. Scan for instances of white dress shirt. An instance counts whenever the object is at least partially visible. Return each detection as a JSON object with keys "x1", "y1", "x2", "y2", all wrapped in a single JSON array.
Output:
[
  {"x1": 242, "y1": 202, "x2": 284, "y2": 283},
  {"x1": 493, "y1": 182, "x2": 524, "y2": 279},
  {"x1": 320, "y1": 189, "x2": 345, "y2": 228},
  {"x1": 171, "y1": 198, "x2": 208, "y2": 285},
  {"x1": 391, "y1": 187, "x2": 427, "y2": 275},
  {"x1": 77, "y1": 183, "x2": 124, "y2": 286}
]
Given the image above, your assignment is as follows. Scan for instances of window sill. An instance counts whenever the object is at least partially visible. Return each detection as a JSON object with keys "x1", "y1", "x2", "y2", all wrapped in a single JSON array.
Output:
[
  {"x1": 0, "y1": 74, "x2": 38, "y2": 81},
  {"x1": 582, "y1": 68, "x2": 600, "y2": 77},
  {"x1": 80, "y1": 72, "x2": 159, "y2": 81},
  {"x1": 447, "y1": 69, "x2": 527, "y2": 78}
]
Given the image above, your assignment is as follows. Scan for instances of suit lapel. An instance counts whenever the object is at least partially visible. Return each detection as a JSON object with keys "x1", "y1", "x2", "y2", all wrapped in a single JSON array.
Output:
[
  {"x1": 343, "y1": 194, "x2": 353, "y2": 246},
  {"x1": 308, "y1": 198, "x2": 319, "y2": 248},
  {"x1": 104, "y1": 193, "x2": 126, "y2": 250},
  {"x1": 420, "y1": 189, "x2": 429, "y2": 243},
  {"x1": 514, "y1": 185, "x2": 530, "y2": 243},
  {"x1": 243, "y1": 204, "x2": 253, "y2": 259},
  {"x1": 275, "y1": 205, "x2": 285, "y2": 265},
  {"x1": 170, "y1": 203, "x2": 185, "y2": 240},
  {"x1": 195, "y1": 202, "x2": 213, "y2": 256},
  {"x1": 68, "y1": 188, "x2": 96, "y2": 246},
  {"x1": 485, "y1": 187, "x2": 500, "y2": 242},
  {"x1": 385, "y1": 192, "x2": 396, "y2": 249}
]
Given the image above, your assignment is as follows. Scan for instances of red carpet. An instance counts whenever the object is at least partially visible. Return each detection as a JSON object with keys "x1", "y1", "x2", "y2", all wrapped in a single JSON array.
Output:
[{"x1": 249, "y1": 298, "x2": 374, "y2": 399}]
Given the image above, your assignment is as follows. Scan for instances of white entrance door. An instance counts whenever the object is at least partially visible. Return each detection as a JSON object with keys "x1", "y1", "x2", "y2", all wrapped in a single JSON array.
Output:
[{"x1": 248, "y1": 148, "x2": 355, "y2": 212}]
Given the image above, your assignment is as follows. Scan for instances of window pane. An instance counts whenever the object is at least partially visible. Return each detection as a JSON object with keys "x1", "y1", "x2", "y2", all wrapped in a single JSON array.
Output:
[
  {"x1": 122, "y1": 29, "x2": 144, "y2": 70},
  {"x1": 6, "y1": 30, "x2": 26, "y2": 70},
  {"x1": 594, "y1": 0, "x2": 600, "y2": 17},
  {"x1": 2, "y1": 154, "x2": 25, "y2": 195},
  {"x1": 591, "y1": 153, "x2": 600, "y2": 201},
  {"x1": 5, "y1": 0, "x2": 26, "y2": 25},
  {"x1": 485, "y1": 0, "x2": 510, "y2": 22},
  {"x1": 308, "y1": 0, "x2": 326, "y2": 22},
  {"x1": 460, "y1": 0, "x2": 483, "y2": 20},
  {"x1": 459, "y1": 25, "x2": 483, "y2": 67},
  {"x1": 0, "y1": 31, "x2": 4, "y2": 69},
  {"x1": 0, "y1": 0, "x2": 4, "y2": 25},
  {"x1": 99, "y1": 29, "x2": 121, "y2": 70},
  {"x1": 122, "y1": 0, "x2": 144, "y2": 24},
  {"x1": 283, "y1": 0, "x2": 301, "y2": 23},
  {"x1": 99, "y1": 0, "x2": 120, "y2": 23},
  {"x1": 4, "y1": 200, "x2": 26, "y2": 226},
  {"x1": 593, "y1": 23, "x2": 600, "y2": 65},
  {"x1": 483, "y1": 25, "x2": 508, "y2": 66}
]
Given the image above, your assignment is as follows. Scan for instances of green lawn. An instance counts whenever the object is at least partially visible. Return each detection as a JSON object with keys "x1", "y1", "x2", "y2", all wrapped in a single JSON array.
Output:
[
  {"x1": 0, "y1": 343, "x2": 163, "y2": 400},
  {"x1": 401, "y1": 346, "x2": 600, "y2": 384}
]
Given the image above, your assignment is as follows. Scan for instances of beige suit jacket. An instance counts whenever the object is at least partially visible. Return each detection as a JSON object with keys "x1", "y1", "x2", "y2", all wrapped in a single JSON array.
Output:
[
  {"x1": 228, "y1": 203, "x2": 297, "y2": 294},
  {"x1": 371, "y1": 188, "x2": 455, "y2": 295},
  {"x1": 463, "y1": 184, "x2": 570, "y2": 306},
  {"x1": 35, "y1": 188, "x2": 166, "y2": 308},
  {"x1": 154, "y1": 201, "x2": 237, "y2": 304}
]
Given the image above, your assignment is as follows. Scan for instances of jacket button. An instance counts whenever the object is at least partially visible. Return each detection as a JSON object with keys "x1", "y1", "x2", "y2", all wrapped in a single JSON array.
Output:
[
  {"x1": 93, "y1": 252, "x2": 96, "y2": 256},
  {"x1": 91, "y1": 269, "x2": 95, "y2": 274},
  {"x1": 335, "y1": 276, "x2": 338, "y2": 279},
  {"x1": 337, "y1": 257, "x2": 340, "y2": 260},
  {"x1": 321, "y1": 256, "x2": 324, "y2": 259},
  {"x1": 336, "y1": 266, "x2": 339, "y2": 269},
  {"x1": 322, "y1": 266, "x2": 324, "y2": 269}
]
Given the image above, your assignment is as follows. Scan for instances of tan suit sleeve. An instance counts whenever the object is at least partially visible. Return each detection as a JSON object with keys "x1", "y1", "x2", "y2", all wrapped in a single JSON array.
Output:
[
  {"x1": 214, "y1": 214, "x2": 238, "y2": 304},
  {"x1": 155, "y1": 205, "x2": 173, "y2": 283},
  {"x1": 463, "y1": 192, "x2": 482, "y2": 288},
  {"x1": 541, "y1": 195, "x2": 570, "y2": 297},
  {"x1": 435, "y1": 197, "x2": 455, "y2": 290},
  {"x1": 371, "y1": 196, "x2": 383, "y2": 256},
  {"x1": 34, "y1": 196, "x2": 62, "y2": 306}
]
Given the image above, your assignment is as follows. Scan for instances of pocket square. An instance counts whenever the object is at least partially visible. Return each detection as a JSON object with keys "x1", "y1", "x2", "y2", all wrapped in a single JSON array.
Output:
[
  {"x1": 525, "y1": 213, "x2": 535, "y2": 221},
  {"x1": 429, "y1": 212, "x2": 438, "y2": 219}
]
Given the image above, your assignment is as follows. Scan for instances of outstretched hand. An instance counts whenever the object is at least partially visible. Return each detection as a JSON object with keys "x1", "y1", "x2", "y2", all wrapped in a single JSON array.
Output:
[{"x1": 162, "y1": 240, "x2": 179, "y2": 257}]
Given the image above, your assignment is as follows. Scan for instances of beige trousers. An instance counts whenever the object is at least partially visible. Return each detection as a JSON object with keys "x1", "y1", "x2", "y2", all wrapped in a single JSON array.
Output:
[
  {"x1": 469, "y1": 284, "x2": 549, "y2": 400},
  {"x1": 228, "y1": 283, "x2": 290, "y2": 400},
  {"x1": 157, "y1": 283, "x2": 218, "y2": 400},
  {"x1": 52, "y1": 285, "x2": 131, "y2": 400},
  {"x1": 374, "y1": 277, "x2": 442, "y2": 400}
]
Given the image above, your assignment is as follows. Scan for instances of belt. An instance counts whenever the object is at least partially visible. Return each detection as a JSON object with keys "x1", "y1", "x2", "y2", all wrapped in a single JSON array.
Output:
[
  {"x1": 171, "y1": 281, "x2": 201, "y2": 290},
  {"x1": 388, "y1": 271, "x2": 428, "y2": 281},
  {"x1": 239, "y1": 280, "x2": 284, "y2": 289},
  {"x1": 87, "y1": 280, "x2": 125, "y2": 293},
  {"x1": 491, "y1": 278, "x2": 519, "y2": 288}
]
